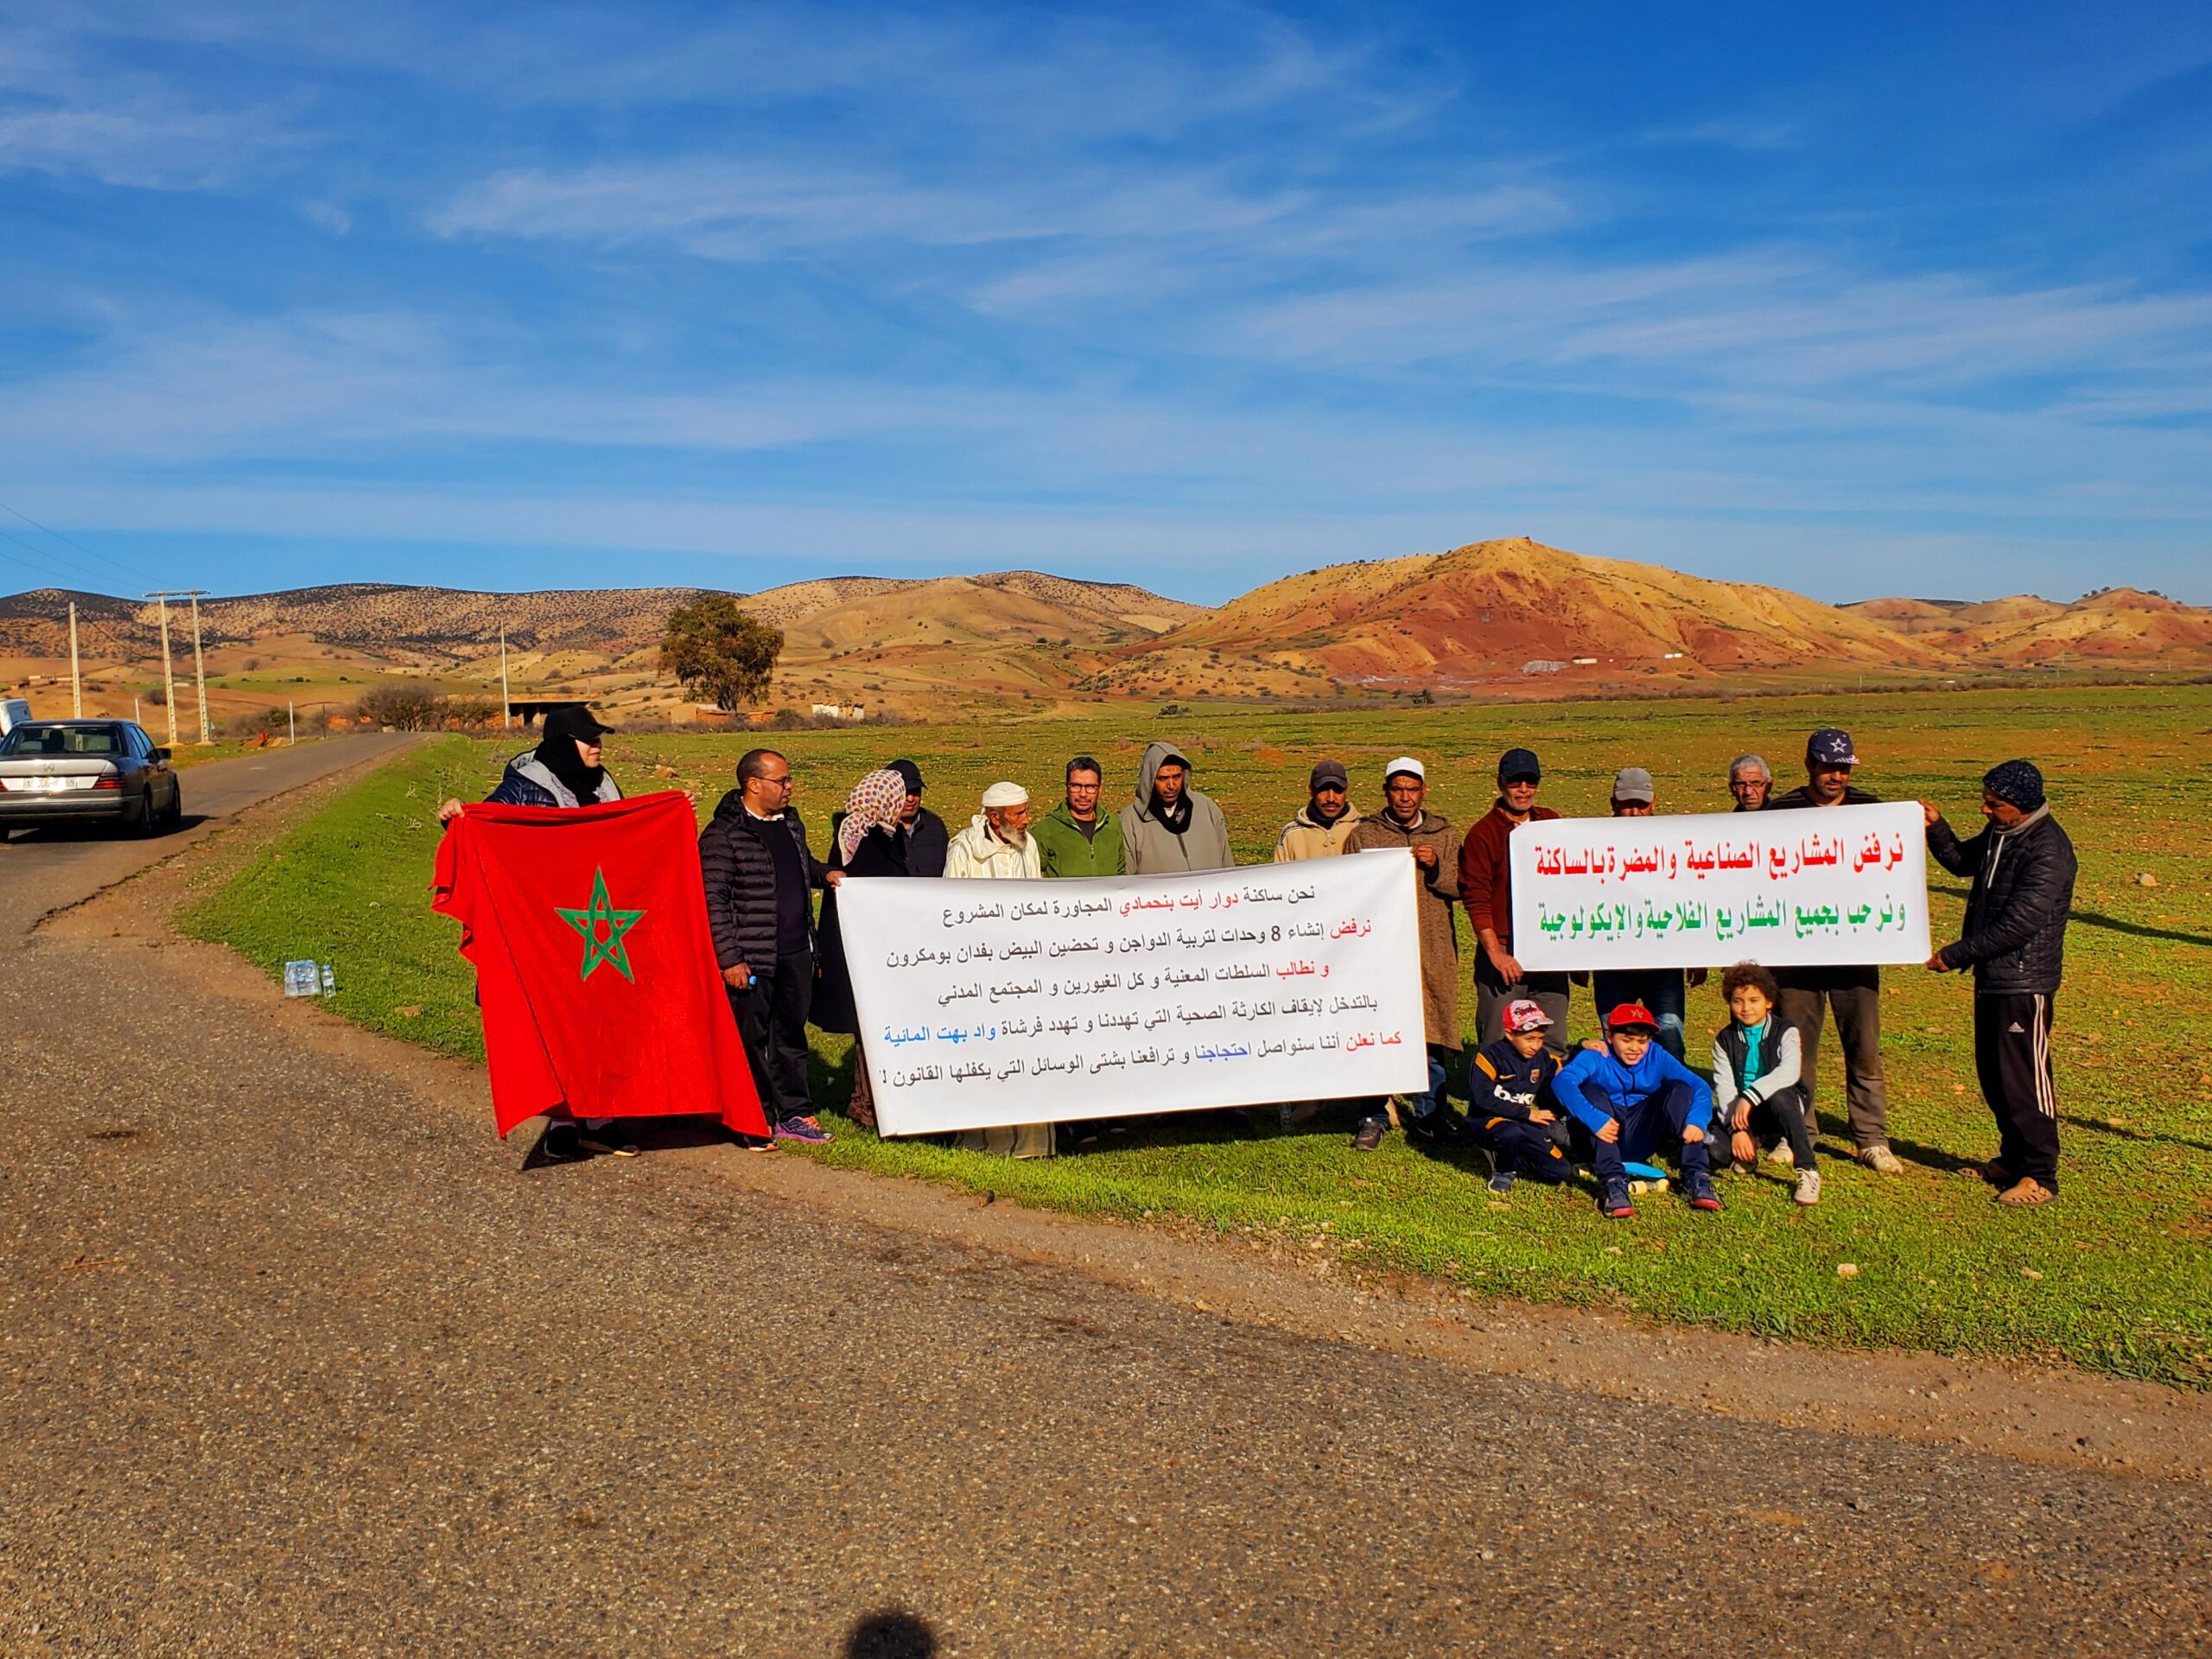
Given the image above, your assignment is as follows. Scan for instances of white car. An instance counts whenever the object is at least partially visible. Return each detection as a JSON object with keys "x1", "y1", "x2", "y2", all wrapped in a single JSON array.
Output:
[{"x1": 0, "y1": 719, "x2": 181, "y2": 837}]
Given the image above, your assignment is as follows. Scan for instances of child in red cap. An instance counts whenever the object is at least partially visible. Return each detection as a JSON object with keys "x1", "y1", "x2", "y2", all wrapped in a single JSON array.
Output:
[{"x1": 1554, "y1": 1001, "x2": 1720, "y2": 1217}]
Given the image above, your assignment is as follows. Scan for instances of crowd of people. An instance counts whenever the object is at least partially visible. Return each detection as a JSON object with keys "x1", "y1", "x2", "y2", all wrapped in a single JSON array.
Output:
[{"x1": 441, "y1": 709, "x2": 2078, "y2": 1216}]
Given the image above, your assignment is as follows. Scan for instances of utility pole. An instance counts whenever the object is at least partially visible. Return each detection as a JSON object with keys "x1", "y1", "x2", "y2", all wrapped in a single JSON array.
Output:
[
  {"x1": 499, "y1": 626, "x2": 512, "y2": 729},
  {"x1": 145, "y1": 593, "x2": 178, "y2": 746},
  {"x1": 67, "y1": 601, "x2": 82, "y2": 716},
  {"x1": 288, "y1": 699, "x2": 296, "y2": 746},
  {"x1": 188, "y1": 590, "x2": 211, "y2": 744},
  {"x1": 143, "y1": 590, "x2": 211, "y2": 745}
]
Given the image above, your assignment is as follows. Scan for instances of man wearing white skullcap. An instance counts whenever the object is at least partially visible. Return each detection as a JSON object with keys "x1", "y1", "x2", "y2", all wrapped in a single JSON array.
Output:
[
  {"x1": 944, "y1": 780, "x2": 1043, "y2": 880},
  {"x1": 945, "y1": 782, "x2": 1050, "y2": 1154}
]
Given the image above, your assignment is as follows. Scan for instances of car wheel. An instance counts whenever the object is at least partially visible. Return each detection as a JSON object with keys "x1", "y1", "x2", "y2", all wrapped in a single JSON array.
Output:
[
  {"x1": 168, "y1": 785, "x2": 185, "y2": 829},
  {"x1": 137, "y1": 786, "x2": 165, "y2": 836}
]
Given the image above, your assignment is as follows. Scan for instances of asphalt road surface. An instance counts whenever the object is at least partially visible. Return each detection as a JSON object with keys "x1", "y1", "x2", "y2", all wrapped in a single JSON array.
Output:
[{"x1": 3, "y1": 744, "x2": 2207, "y2": 1656}]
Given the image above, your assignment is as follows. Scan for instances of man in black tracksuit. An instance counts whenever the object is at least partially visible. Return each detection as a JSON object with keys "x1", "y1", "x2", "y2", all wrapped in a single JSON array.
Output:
[{"x1": 1924, "y1": 760, "x2": 2077, "y2": 1206}]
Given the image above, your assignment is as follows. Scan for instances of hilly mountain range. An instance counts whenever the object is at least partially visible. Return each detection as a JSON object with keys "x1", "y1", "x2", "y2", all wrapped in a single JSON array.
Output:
[{"x1": 2, "y1": 540, "x2": 2204, "y2": 727}]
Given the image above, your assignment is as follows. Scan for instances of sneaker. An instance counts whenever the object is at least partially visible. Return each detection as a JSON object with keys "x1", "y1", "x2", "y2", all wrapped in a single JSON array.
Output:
[
  {"x1": 1488, "y1": 1170, "x2": 1516, "y2": 1195},
  {"x1": 731, "y1": 1131, "x2": 776, "y2": 1154},
  {"x1": 577, "y1": 1125, "x2": 639, "y2": 1158},
  {"x1": 1599, "y1": 1179, "x2": 1635, "y2": 1218},
  {"x1": 1406, "y1": 1108, "x2": 1465, "y2": 1145},
  {"x1": 1859, "y1": 1144, "x2": 1904, "y2": 1175},
  {"x1": 1764, "y1": 1140, "x2": 1796, "y2": 1167},
  {"x1": 1351, "y1": 1116, "x2": 1387, "y2": 1153},
  {"x1": 1996, "y1": 1175, "x2": 2056, "y2": 1206},
  {"x1": 774, "y1": 1115, "x2": 832, "y2": 1145},
  {"x1": 1684, "y1": 1172, "x2": 1722, "y2": 1211},
  {"x1": 541, "y1": 1121, "x2": 583, "y2": 1160},
  {"x1": 1795, "y1": 1169, "x2": 1822, "y2": 1206}
]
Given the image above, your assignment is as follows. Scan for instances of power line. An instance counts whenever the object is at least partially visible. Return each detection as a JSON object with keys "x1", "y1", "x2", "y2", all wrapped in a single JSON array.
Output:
[
  {"x1": 0, "y1": 495, "x2": 156, "y2": 588},
  {"x1": 0, "y1": 521, "x2": 126, "y2": 592}
]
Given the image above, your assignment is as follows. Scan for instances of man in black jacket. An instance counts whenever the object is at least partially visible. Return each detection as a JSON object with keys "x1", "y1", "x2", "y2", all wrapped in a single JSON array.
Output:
[
  {"x1": 699, "y1": 748, "x2": 842, "y2": 1145},
  {"x1": 1765, "y1": 727, "x2": 1902, "y2": 1173},
  {"x1": 1924, "y1": 760, "x2": 2076, "y2": 1207},
  {"x1": 889, "y1": 759, "x2": 949, "y2": 878}
]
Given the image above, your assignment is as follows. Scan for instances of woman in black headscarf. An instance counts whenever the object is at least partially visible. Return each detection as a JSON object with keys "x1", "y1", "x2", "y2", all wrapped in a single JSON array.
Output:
[{"x1": 437, "y1": 704, "x2": 631, "y2": 1157}]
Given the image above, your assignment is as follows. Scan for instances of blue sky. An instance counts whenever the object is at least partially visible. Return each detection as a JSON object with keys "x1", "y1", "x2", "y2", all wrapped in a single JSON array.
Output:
[{"x1": 1, "y1": 1, "x2": 2208, "y2": 605}]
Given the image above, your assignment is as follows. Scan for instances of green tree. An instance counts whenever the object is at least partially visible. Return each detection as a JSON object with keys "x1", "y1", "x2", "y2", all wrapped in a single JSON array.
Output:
[{"x1": 659, "y1": 595, "x2": 783, "y2": 711}]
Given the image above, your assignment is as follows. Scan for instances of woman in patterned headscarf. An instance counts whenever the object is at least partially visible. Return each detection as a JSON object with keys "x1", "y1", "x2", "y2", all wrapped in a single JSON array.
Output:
[{"x1": 815, "y1": 768, "x2": 918, "y2": 1129}]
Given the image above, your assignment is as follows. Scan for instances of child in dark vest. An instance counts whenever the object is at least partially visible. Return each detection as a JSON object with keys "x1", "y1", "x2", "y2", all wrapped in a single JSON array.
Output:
[
  {"x1": 1711, "y1": 961, "x2": 1821, "y2": 1205},
  {"x1": 1466, "y1": 999, "x2": 1576, "y2": 1194}
]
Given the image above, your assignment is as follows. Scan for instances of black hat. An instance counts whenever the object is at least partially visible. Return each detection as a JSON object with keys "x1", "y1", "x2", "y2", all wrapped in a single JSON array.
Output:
[
  {"x1": 1497, "y1": 747, "x2": 1541, "y2": 785},
  {"x1": 543, "y1": 704, "x2": 613, "y2": 742},
  {"x1": 889, "y1": 759, "x2": 925, "y2": 795},
  {"x1": 1309, "y1": 759, "x2": 1349, "y2": 792}
]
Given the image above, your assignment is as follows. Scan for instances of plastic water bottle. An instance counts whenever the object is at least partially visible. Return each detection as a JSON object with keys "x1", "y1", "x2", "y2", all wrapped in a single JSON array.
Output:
[{"x1": 320, "y1": 962, "x2": 335, "y2": 996}]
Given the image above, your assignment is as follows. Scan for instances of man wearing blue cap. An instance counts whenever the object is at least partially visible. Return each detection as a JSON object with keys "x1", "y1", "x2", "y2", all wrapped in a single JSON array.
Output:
[
  {"x1": 1764, "y1": 728, "x2": 1902, "y2": 1173},
  {"x1": 1923, "y1": 761, "x2": 2076, "y2": 1207}
]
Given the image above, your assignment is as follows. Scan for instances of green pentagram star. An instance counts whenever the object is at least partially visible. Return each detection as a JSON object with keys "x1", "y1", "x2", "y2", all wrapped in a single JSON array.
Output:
[{"x1": 555, "y1": 866, "x2": 645, "y2": 984}]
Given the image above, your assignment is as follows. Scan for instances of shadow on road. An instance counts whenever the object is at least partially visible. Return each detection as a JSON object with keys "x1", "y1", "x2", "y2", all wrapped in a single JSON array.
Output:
[
  {"x1": 518, "y1": 1114, "x2": 741, "y2": 1170},
  {"x1": 845, "y1": 1610, "x2": 937, "y2": 1658},
  {"x1": 3, "y1": 814, "x2": 211, "y2": 844}
]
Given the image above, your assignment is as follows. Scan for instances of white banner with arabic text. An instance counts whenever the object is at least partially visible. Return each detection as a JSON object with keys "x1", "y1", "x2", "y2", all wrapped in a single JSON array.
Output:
[
  {"x1": 1510, "y1": 802, "x2": 1931, "y2": 971},
  {"x1": 836, "y1": 850, "x2": 1431, "y2": 1136}
]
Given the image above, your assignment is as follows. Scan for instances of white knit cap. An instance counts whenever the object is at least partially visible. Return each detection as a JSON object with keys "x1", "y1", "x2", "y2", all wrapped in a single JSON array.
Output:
[
  {"x1": 1384, "y1": 755, "x2": 1425, "y2": 781},
  {"x1": 981, "y1": 781, "x2": 1029, "y2": 809}
]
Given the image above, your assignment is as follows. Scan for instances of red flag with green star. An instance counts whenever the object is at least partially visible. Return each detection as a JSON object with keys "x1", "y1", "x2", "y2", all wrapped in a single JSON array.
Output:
[{"x1": 433, "y1": 791, "x2": 768, "y2": 1139}]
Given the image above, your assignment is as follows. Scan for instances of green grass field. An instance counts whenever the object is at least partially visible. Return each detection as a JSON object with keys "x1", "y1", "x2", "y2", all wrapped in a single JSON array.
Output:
[{"x1": 181, "y1": 687, "x2": 2212, "y2": 1384}]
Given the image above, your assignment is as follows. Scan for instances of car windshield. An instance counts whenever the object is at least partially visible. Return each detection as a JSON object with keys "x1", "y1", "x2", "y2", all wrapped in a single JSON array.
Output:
[{"x1": 0, "y1": 724, "x2": 124, "y2": 756}]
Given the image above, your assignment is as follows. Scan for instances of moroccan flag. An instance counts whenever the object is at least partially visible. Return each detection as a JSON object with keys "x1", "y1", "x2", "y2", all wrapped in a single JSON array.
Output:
[{"x1": 432, "y1": 791, "x2": 767, "y2": 1139}]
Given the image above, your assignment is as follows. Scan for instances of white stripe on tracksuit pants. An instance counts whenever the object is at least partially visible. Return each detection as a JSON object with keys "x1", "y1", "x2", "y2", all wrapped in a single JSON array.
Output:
[{"x1": 1974, "y1": 989, "x2": 2059, "y2": 1192}]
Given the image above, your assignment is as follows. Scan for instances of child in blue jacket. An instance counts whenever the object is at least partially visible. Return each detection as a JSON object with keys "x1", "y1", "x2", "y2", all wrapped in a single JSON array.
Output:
[
  {"x1": 1554, "y1": 1001, "x2": 1721, "y2": 1218},
  {"x1": 1466, "y1": 998, "x2": 1576, "y2": 1194}
]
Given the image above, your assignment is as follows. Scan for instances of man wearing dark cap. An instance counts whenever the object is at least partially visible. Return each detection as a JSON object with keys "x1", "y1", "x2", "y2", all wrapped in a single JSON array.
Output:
[
  {"x1": 1765, "y1": 728, "x2": 1901, "y2": 1173},
  {"x1": 1459, "y1": 746, "x2": 1569, "y2": 1054},
  {"x1": 888, "y1": 758, "x2": 949, "y2": 877},
  {"x1": 1273, "y1": 759, "x2": 1362, "y2": 861},
  {"x1": 1923, "y1": 760, "x2": 2077, "y2": 1207}
]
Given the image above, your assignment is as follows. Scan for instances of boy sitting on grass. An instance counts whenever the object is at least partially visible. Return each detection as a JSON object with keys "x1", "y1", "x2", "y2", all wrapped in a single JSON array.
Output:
[
  {"x1": 1466, "y1": 999, "x2": 1576, "y2": 1195},
  {"x1": 1555, "y1": 1001, "x2": 1721, "y2": 1218},
  {"x1": 1711, "y1": 961, "x2": 1821, "y2": 1206}
]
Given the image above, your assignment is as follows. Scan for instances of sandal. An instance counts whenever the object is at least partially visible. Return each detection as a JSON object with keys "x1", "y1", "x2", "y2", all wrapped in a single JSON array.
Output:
[{"x1": 1995, "y1": 1176, "x2": 2054, "y2": 1206}]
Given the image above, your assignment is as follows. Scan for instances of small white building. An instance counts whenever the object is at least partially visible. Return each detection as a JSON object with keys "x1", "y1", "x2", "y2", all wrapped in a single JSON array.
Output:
[{"x1": 810, "y1": 702, "x2": 868, "y2": 721}]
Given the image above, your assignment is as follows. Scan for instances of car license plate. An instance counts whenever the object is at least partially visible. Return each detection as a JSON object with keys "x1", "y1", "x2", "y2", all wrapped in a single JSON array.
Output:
[{"x1": 14, "y1": 776, "x2": 89, "y2": 792}]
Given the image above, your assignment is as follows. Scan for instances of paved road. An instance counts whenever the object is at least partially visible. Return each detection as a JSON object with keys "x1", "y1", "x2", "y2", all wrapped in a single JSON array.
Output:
[
  {"x1": 0, "y1": 734, "x2": 414, "y2": 931},
  {"x1": 3, "y1": 744, "x2": 2208, "y2": 1656}
]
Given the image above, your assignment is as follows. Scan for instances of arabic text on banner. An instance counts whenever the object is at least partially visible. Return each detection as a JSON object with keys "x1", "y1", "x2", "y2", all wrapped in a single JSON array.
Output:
[
  {"x1": 836, "y1": 850, "x2": 1431, "y2": 1136},
  {"x1": 1509, "y1": 801, "x2": 1932, "y2": 972}
]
